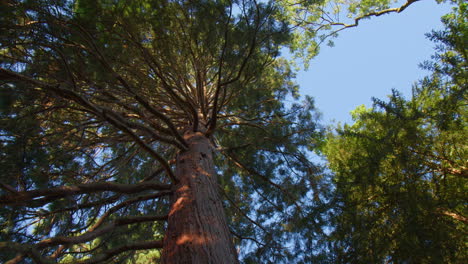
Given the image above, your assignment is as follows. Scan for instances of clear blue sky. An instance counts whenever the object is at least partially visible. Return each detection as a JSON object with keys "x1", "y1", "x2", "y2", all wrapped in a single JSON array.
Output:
[{"x1": 297, "y1": 0, "x2": 453, "y2": 125}]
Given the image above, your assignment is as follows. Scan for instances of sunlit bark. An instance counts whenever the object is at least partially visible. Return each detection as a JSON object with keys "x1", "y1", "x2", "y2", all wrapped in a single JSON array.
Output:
[{"x1": 162, "y1": 131, "x2": 238, "y2": 264}]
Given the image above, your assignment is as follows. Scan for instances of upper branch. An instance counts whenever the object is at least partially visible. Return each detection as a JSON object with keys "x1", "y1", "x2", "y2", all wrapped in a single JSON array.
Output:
[{"x1": 330, "y1": 0, "x2": 420, "y2": 30}]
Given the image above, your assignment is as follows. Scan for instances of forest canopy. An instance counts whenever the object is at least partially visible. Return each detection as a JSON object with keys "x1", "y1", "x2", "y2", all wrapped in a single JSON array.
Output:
[{"x1": 0, "y1": 0, "x2": 466, "y2": 263}]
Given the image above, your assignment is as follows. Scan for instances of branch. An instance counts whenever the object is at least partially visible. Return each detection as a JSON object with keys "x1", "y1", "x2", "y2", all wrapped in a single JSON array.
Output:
[
  {"x1": 2, "y1": 240, "x2": 163, "y2": 264},
  {"x1": 36, "y1": 215, "x2": 167, "y2": 249},
  {"x1": 206, "y1": 0, "x2": 265, "y2": 136},
  {"x1": 120, "y1": 25, "x2": 199, "y2": 136},
  {"x1": 104, "y1": 107, "x2": 187, "y2": 150},
  {"x1": 230, "y1": 230, "x2": 266, "y2": 247},
  {"x1": 5, "y1": 254, "x2": 25, "y2": 264},
  {"x1": 436, "y1": 208, "x2": 468, "y2": 224},
  {"x1": 89, "y1": 191, "x2": 171, "y2": 231},
  {"x1": 219, "y1": 185, "x2": 267, "y2": 233},
  {"x1": 1, "y1": 242, "x2": 54, "y2": 264},
  {"x1": 206, "y1": 3, "x2": 233, "y2": 136},
  {"x1": 0, "y1": 182, "x2": 17, "y2": 193},
  {"x1": 0, "y1": 67, "x2": 101, "y2": 115},
  {"x1": 230, "y1": 229, "x2": 288, "y2": 250},
  {"x1": 67, "y1": 240, "x2": 163, "y2": 264},
  {"x1": 306, "y1": 0, "x2": 421, "y2": 54},
  {"x1": 0, "y1": 181, "x2": 171, "y2": 206},
  {"x1": 101, "y1": 109, "x2": 178, "y2": 183},
  {"x1": 331, "y1": 0, "x2": 420, "y2": 30},
  {"x1": 222, "y1": 151, "x2": 303, "y2": 211},
  {"x1": 0, "y1": 67, "x2": 178, "y2": 183}
]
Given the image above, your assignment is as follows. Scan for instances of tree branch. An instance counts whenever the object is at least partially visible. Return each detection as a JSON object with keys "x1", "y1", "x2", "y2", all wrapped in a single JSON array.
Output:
[
  {"x1": 2, "y1": 239, "x2": 163, "y2": 264},
  {"x1": 331, "y1": 0, "x2": 420, "y2": 29},
  {"x1": 0, "y1": 67, "x2": 178, "y2": 183},
  {"x1": 67, "y1": 240, "x2": 163, "y2": 264},
  {"x1": 222, "y1": 151, "x2": 303, "y2": 211},
  {"x1": 89, "y1": 191, "x2": 171, "y2": 231},
  {"x1": 0, "y1": 181, "x2": 171, "y2": 206},
  {"x1": 36, "y1": 215, "x2": 167, "y2": 249},
  {"x1": 436, "y1": 208, "x2": 468, "y2": 224}
]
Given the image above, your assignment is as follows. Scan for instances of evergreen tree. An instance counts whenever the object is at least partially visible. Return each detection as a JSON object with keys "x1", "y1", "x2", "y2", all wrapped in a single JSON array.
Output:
[
  {"x1": 323, "y1": 2, "x2": 467, "y2": 262},
  {"x1": 0, "y1": 0, "x2": 325, "y2": 263}
]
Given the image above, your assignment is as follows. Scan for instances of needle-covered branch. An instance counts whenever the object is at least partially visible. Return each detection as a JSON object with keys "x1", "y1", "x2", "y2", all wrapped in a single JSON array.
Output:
[
  {"x1": 64, "y1": 240, "x2": 164, "y2": 264},
  {"x1": 2, "y1": 240, "x2": 164, "y2": 264},
  {"x1": 223, "y1": 151, "x2": 303, "y2": 210},
  {"x1": 36, "y1": 214, "x2": 168, "y2": 249},
  {"x1": 0, "y1": 182, "x2": 171, "y2": 206},
  {"x1": 1, "y1": 68, "x2": 178, "y2": 183},
  {"x1": 89, "y1": 191, "x2": 172, "y2": 231}
]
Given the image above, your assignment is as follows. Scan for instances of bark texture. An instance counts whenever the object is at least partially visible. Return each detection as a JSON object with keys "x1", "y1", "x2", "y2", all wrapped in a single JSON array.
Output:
[{"x1": 162, "y1": 131, "x2": 238, "y2": 264}]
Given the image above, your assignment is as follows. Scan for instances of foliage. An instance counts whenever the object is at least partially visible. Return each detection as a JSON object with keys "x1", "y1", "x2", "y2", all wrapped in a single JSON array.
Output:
[{"x1": 323, "y1": 2, "x2": 467, "y2": 262}]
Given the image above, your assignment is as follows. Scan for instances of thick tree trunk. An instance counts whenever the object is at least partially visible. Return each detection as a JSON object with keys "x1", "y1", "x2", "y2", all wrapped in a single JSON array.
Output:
[{"x1": 161, "y1": 131, "x2": 238, "y2": 264}]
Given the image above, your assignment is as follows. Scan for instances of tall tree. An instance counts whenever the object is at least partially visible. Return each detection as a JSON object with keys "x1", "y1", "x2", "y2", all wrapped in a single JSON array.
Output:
[
  {"x1": 323, "y1": 1, "x2": 467, "y2": 262},
  {"x1": 0, "y1": 0, "x2": 325, "y2": 263}
]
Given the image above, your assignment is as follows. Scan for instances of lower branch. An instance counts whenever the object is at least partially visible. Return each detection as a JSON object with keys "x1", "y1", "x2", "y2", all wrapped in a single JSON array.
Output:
[
  {"x1": 2, "y1": 239, "x2": 163, "y2": 264},
  {"x1": 36, "y1": 214, "x2": 168, "y2": 249},
  {"x1": 0, "y1": 181, "x2": 171, "y2": 206},
  {"x1": 89, "y1": 191, "x2": 171, "y2": 231},
  {"x1": 437, "y1": 208, "x2": 468, "y2": 224},
  {"x1": 1, "y1": 242, "x2": 54, "y2": 264},
  {"x1": 66, "y1": 240, "x2": 163, "y2": 264},
  {"x1": 5, "y1": 254, "x2": 25, "y2": 264}
]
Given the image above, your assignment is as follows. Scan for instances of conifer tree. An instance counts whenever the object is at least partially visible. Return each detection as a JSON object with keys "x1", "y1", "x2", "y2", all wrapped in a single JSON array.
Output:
[{"x1": 323, "y1": 2, "x2": 467, "y2": 262}]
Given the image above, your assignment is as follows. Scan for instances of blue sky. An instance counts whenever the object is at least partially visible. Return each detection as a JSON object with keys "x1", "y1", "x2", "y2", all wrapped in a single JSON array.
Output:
[{"x1": 297, "y1": 0, "x2": 453, "y2": 125}]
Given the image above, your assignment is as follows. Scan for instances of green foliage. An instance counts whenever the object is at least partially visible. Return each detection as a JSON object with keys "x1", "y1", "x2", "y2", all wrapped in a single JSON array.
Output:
[{"x1": 323, "y1": 3, "x2": 467, "y2": 262}]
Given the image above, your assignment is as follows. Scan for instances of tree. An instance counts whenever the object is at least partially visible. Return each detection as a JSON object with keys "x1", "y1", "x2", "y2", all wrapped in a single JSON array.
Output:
[
  {"x1": 0, "y1": 0, "x2": 326, "y2": 263},
  {"x1": 0, "y1": 0, "x2": 439, "y2": 263},
  {"x1": 323, "y1": 1, "x2": 467, "y2": 262}
]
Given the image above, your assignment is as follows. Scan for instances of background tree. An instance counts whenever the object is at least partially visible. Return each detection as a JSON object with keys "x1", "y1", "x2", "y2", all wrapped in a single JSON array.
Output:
[{"x1": 323, "y1": 2, "x2": 467, "y2": 262}]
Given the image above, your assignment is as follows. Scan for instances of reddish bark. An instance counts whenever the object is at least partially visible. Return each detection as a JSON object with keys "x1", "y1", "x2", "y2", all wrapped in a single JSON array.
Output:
[{"x1": 162, "y1": 131, "x2": 238, "y2": 264}]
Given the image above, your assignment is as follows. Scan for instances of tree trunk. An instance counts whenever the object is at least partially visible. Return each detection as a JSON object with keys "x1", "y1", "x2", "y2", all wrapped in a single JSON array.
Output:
[{"x1": 161, "y1": 131, "x2": 238, "y2": 264}]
